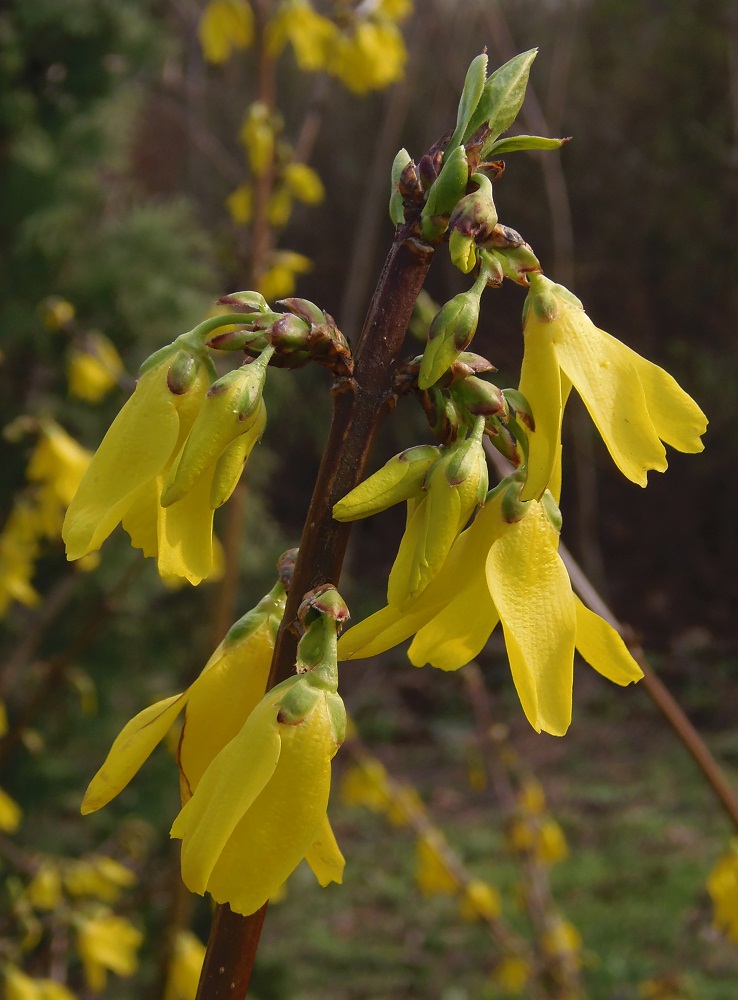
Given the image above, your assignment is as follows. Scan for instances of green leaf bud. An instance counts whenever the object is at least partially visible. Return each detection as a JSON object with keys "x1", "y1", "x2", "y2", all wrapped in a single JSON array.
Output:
[
  {"x1": 447, "y1": 52, "x2": 489, "y2": 155},
  {"x1": 218, "y1": 290, "x2": 270, "y2": 312},
  {"x1": 269, "y1": 314, "x2": 312, "y2": 351},
  {"x1": 277, "y1": 297, "x2": 326, "y2": 326},
  {"x1": 332, "y1": 444, "x2": 441, "y2": 521},
  {"x1": 209, "y1": 400, "x2": 266, "y2": 509},
  {"x1": 390, "y1": 147, "x2": 412, "y2": 224},
  {"x1": 420, "y1": 145, "x2": 470, "y2": 240},
  {"x1": 298, "y1": 585, "x2": 350, "y2": 628},
  {"x1": 487, "y1": 134, "x2": 571, "y2": 156},
  {"x1": 465, "y1": 49, "x2": 538, "y2": 149},
  {"x1": 441, "y1": 352, "x2": 496, "y2": 385},
  {"x1": 161, "y1": 349, "x2": 272, "y2": 507}
]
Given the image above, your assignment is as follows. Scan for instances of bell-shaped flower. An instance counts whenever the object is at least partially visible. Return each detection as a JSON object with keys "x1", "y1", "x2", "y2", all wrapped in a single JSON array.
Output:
[
  {"x1": 170, "y1": 666, "x2": 346, "y2": 916},
  {"x1": 519, "y1": 274, "x2": 707, "y2": 501},
  {"x1": 76, "y1": 911, "x2": 142, "y2": 993},
  {"x1": 62, "y1": 345, "x2": 217, "y2": 584},
  {"x1": 338, "y1": 484, "x2": 643, "y2": 736}
]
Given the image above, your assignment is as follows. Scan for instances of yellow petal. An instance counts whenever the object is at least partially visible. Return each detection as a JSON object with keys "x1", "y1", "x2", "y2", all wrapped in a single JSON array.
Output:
[
  {"x1": 63, "y1": 365, "x2": 180, "y2": 559},
  {"x1": 157, "y1": 463, "x2": 216, "y2": 585},
  {"x1": 82, "y1": 693, "x2": 188, "y2": 813},
  {"x1": 120, "y1": 479, "x2": 159, "y2": 558},
  {"x1": 304, "y1": 815, "x2": 345, "y2": 887},
  {"x1": 336, "y1": 599, "x2": 443, "y2": 661},
  {"x1": 0, "y1": 785, "x2": 22, "y2": 832},
  {"x1": 554, "y1": 319, "x2": 667, "y2": 485},
  {"x1": 171, "y1": 685, "x2": 284, "y2": 893},
  {"x1": 627, "y1": 349, "x2": 707, "y2": 453},
  {"x1": 518, "y1": 321, "x2": 563, "y2": 502},
  {"x1": 573, "y1": 596, "x2": 643, "y2": 685},
  {"x1": 486, "y1": 502, "x2": 576, "y2": 735}
]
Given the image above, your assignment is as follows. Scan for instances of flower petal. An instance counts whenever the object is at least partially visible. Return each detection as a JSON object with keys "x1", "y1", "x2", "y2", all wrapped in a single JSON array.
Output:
[
  {"x1": 554, "y1": 320, "x2": 667, "y2": 485},
  {"x1": 304, "y1": 815, "x2": 345, "y2": 887},
  {"x1": 486, "y1": 502, "x2": 575, "y2": 735},
  {"x1": 573, "y1": 596, "x2": 643, "y2": 685},
  {"x1": 336, "y1": 600, "x2": 443, "y2": 661},
  {"x1": 82, "y1": 693, "x2": 188, "y2": 814},
  {"x1": 518, "y1": 322, "x2": 563, "y2": 502},
  {"x1": 627, "y1": 349, "x2": 707, "y2": 453},
  {"x1": 157, "y1": 463, "x2": 216, "y2": 584}
]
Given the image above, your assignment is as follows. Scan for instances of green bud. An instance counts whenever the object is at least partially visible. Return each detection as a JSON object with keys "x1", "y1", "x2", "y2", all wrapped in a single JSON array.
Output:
[
  {"x1": 209, "y1": 399, "x2": 267, "y2": 509},
  {"x1": 500, "y1": 479, "x2": 529, "y2": 524},
  {"x1": 448, "y1": 173, "x2": 498, "y2": 240},
  {"x1": 390, "y1": 147, "x2": 412, "y2": 225},
  {"x1": 277, "y1": 297, "x2": 326, "y2": 326},
  {"x1": 298, "y1": 585, "x2": 350, "y2": 627},
  {"x1": 487, "y1": 134, "x2": 570, "y2": 156},
  {"x1": 167, "y1": 349, "x2": 204, "y2": 395},
  {"x1": 269, "y1": 314, "x2": 311, "y2": 351},
  {"x1": 484, "y1": 415, "x2": 524, "y2": 467},
  {"x1": 485, "y1": 243, "x2": 542, "y2": 287},
  {"x1": 161, "y1": 349, "x2": 272, "y2": 507},
  {"x1": 420, "y1": 145, "x2": 470, "y2": 240},
  {"x1": 502, "y1": 388, "x2": 534, "y2": 431},
  {"x1": 449, "y1": 228, "x2": 477, "y2": 274},
  {"x1": 222, "y1": 579, "x2": 286, "y2": 650},
  {"x1": 218, "y1": 290, "x2": 270, "y2": 312},
  {"x1": 441, "y1": 352, "x2": 496, "y2": 385},
  {"x1": 452, "y1": 376, "x2": 505, "y2": 417},
  {"x1": 447, "y1": 52, "x2": 489, "y2": 155},
  {"x1": 333, "y1": 444, "x2": 441, "y2": 521},
  {"x1": 418, "y1": 264, "x2": 489, "y2": 390}
]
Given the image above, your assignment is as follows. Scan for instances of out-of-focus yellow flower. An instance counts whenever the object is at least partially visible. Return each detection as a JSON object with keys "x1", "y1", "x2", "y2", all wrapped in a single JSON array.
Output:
[
  {"x1": 76, "y1": 911, "x2": 142, "y2": 993},
  {"x1": 283, "y1": 163, "x2": 325, "y2": 204},
  {"x1": 518, "y1": 778, "x2": 546, "y2": 815},
  {"x1": 67, "y1": 332, "x2": 124, "y2": 403},
  {"x1": 491, "y1": 955, "x2": 529, "y2": 994},
  {"x1": 164, "y1": 931, "x2": 205, "y2": 1000},
  {"x1": 226, "y1": 183, "x2": 254, "y2": 225},
  {"x1": 384, "y1": 784, "x2": 424, "y2": 827},
  {"x1": 519, "y1": 274, "x2": 707, "y2": 501},
  {"x1": 0, "y1": 503, "x2": 41, "y2": 614},
  {"x1": 171, "y1": 669, "x2": 346, "y2": 916},
  {"x1": 459, "y1": 879, "x2": 501, "y2": 921},
  {"x1": 28, "y1": 423, "x2": 92, "y2": 511},
  {"x1": 0, "y1": 786, "x2": 22, "y2": 832},
  {"x1": 258, "y1": 251, "x2": 312, "y2": 302},
  {"x1": 331, "y1": 20, "x2": 406, "y2": 94},
  {"x1": 26, "y1": 864, "x2": 63, "y2": 910},
  {"x1": 265, "y1": 0, "x2": 339, "y2": 72},
  {"x1": 414, "y1": 832, "x2": 458, "y2": 896},
  {"x1": 198, "y1": 0, "x2": 254, "y2": 64},
  {"x1": 377, "y1": 0, "x2": 413, "y2": 19},
  {"x1": 82, "y1": 584, "x2": 285, "y2": 811},
  {"x1": 239, "y1": 103, "x2": 275, "y2": 177},
  {"x1": 708, "y1": 846, "x2": 738, "y2": 943},
  {"x1": 338, "y1": 487, "x2": 643, "y2": 736},
  {"x1": 340, "y1": 759, "x2": 390, "y2": 812},
  {"x1": 3, "y1": 966, "x2": 76, "y2": 1000},
  {"x1": 62, "y1": 349, "x2": 217, "y2": 585},
  {"x1": 39, "y1": 296, "x2": 75, "y2": 331},
  {"x1": 266, "y1": 187, "x2": 293, "y2": 228},
  {"x1": 541, "y1": 917, "x2": 582, "y2": 961},
  {"x1": 536, "y1": 819, "x2": 568, "y2": 865},
  {"x1": 64, "y1": 857, "x2": 136, "y2": 903}
]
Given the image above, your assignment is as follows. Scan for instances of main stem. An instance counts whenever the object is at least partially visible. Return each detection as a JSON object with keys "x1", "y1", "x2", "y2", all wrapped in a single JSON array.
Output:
[{"x1": 195, "y1": 226, "x2": 434, "y2": 1000}]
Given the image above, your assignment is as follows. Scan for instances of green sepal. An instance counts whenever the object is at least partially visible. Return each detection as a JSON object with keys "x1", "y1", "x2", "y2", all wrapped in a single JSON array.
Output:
[
  {"x1": 332, "y1": 444, "x2": 441, "y2": 521},
  {"x1": 447, "y1": 52, "x2": 489, "y2": 156},
  {"x1": 222, "y1": 580, "x2": 286, "y2": 650},
  {"x1": 502, "y1": 387, "x2": 534, "y2": 431},
  {"x1": 500, "y1": 479, "x2": 530, "y2": 524},
  {"x1": 486, "y1": 245, "x2": 542, "y2": 287},
  {"x1": 484, "y1": 415, "x2": 524, "y2": 468},
  {"x1": 138, "y1": 341, "x2": 180, "y2": 378},
  {"x1": 276, "y1": 675, "x2": 322, "y2": 725},
  {"x1": 540, "y1": 489, "x2": 563, "y2": 534},
  {"x1": 465, "y1": 49, "x2": 538, "y2": 149},
  {"x1": 487, "y1": 135, "x2": 570, "y2": 156}
]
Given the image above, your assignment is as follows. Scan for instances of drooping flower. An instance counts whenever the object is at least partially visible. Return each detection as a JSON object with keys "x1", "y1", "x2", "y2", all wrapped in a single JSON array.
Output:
[
  {"x1": 519, "y1": 274, "x2": 707, "y2": 501},
  {"x1": 3, "y1": 966, "x2": 76, "y2": 1000},
  {"x1": 164, "y1": 931, "x2": 205, "y2": 1000},
  {"x1": 265, "y1": 0, "x2": 339, "y2": 73},
  {"x1": 338, "y1": 483, "x2": 643, "y2": 736},
  {"x1": 330, "y1": 20, "x2": 407, "y2": 94},
  {"x1": 62, "y1": 347, "x2": 217, "y2": 584},
  {"x1": 198, "y1": 0, "x2": 254, "y2": 64},
  {"x1": 67, "y1": 332, "x2": 124, "y2": 403}
]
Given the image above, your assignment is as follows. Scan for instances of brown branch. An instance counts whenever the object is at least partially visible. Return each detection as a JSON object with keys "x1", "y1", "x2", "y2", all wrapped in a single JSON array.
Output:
[{"x1": 195, "y1": 224, "x2": 435, "y2": 998}]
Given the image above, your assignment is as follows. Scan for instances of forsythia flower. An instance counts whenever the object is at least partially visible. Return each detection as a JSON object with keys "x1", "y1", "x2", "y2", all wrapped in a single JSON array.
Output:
[
  {"x1": 25, "y1": 864, "x2": 63, "y2": 910},
  {"x1": 226, "y1": 183, "x2": 254, "y2": 225},
  {"x1": 62, "y1": 348, "x2": 217, "y2": 584},
  {"x1": 707, "y1": 846, "x2": 738, "y2": 943},
  {"x1": 265, "y1": 0, "x2": 339, "y2": 72},
  {"x1": 0, "y1": 785, "x2": 22, "y2": 832},
  {"x1": 76, "y1": 911, "x2": 142, "y2": 993},
  {"x1": 331, "y1": 20, "x2": 407, "y2": 94},
  {"x1": 239, "y1": 102, "x2": 275, "y2": 177},
  {"x1": 519, "y1": 274, "x2": 707, "y2": 501},
  {"x1": 338, "y1": 485, "x2": 643, "y2": 736},
  {"x1": 64, "y1": 857, "x2": 136, "y2": 903},
  {"x1": 414, "y1": 832, "x2": 458, "y2": 896},
  {"x1": 491, "y1": 955, "x2": 530, "y2": 994},
  {"x1": 459, "y1": 879, "x2": 502, "y2": 921},
  {"x1": 164, "y1": 931, "x2": 205, "y2": 1000},
  {"x1": 258, "y1": 251, "x2": 312, "y2": 301},
  {"x1": 67, "y1": 332, "x2": 124, "y2": 403},
  {"x1": 198, "y1": 0, "x2": 254, "y2": 64},
  {"x1": 3, "y1": 967, "x2": 75, "y2": 1000},
  {"x1": 170, "y1": 666, "x2": 346, "y2": 915}
]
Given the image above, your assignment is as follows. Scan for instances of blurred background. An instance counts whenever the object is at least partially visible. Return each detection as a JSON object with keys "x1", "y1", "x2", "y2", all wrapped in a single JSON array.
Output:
[{"x1": 1, "y1": 1, "x2": 737, "y2": 998}]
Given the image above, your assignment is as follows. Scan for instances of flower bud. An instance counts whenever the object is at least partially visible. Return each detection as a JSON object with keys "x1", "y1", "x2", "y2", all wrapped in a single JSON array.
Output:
[
  {"x1": 218, "y1": 290, "x2": 270, "y2": 312},
  {"x1": 485, "y1": 243, "x2": 542, "y2": 286},
  {"x1": 277, "y1": 297, "x2": 326, "y2": 325},
  {"x1": 333, "y1": 444, "x2": 441, "y2": 521},
  {"x1": 502, "y1": 387, "x2": 535, "y2": 431},
  {"x1": 420, "y1": 145, "x2": 470, "y2": 240},
  {"x1": 448, "y1": 172, "x2": 498, "y2": 241},
  {"x1": 418, "y1": 269, "x2": 487, "y2": 390},
  {"x1": 167, "y1": 349, "x2": 204, "y2": 395},
  {"x1": 161, "y1": 350, "x2": 271, "y2": 507},
  {"x1": 449, "y1": 227, "x2": 477, "y2": 274},
  {"x1": 209, "y1": 400, "x2": 266, "y2": 509},
  {"x1": 451, "y1": 376, "x2": 505, "y2": 417},
  {"x1": 484, "y1": 415, "x2": 524, "y2": 467}
]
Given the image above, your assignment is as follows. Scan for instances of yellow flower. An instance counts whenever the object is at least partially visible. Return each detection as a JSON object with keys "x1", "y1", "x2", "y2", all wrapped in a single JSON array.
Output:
[
  {"x1": 26, "y1": 864, "x2": 63, "y2": 910},
  {"x1": 226, "y1": 183, "x2": 254, "y2": 225},
  {"x1": 708, "y1": 846, "x2": 738, "y2": 943},
  {"x1": 331, "y1": 21, "x2": 407, "y2": 94},
  {"x1": 541, "y1": 917, "x2": 582, "y2": 961},
  {"x1": 265, "y1": 0, "x2": 339, "y2": 72},
  {"x1": 164, "y1": 931, "x2": 205, "y2": 1000},
  {"x1": 414, "y1": 832, "x2": 458, "y2": 896},
  {"x1": 340, "y1": 759, "x2": 391, "y2": 812},
  {"x1": 39, "y1": 296, "x2": 75, "y2": 330},
  {"x1": 198, "y1": 0, "x2": 254, "y2": 64},
  {"x1": 76, "y1": 911, "x2": 142, "y2": 993},
  {"x1": 170, "y1": 670, "x2": 346, "y2": 916},
  {"x1": 67, "y1": 332, "x2": 124, "y2": 403},
  {"x1": 239, "y1": 102, "x2": 275, "y2": 177},
  {"x1": 491, "y1": 955, "x2": 530, "y2": 994},
  {"x1": 81, "y1": 584, "x2": 285, "y2": 812},
  {"x1": 0, "y1": 786, "x2": 22, "y2": 832},
  {"x1": 283, "y1": 162, "x2": 325, "y2": 205},
  {"x1": 62, "y1": 349, "x2": 217, "y2": 584},
  {"x1": 258, "y1": 251, "x2": 312, "y2": 302},
  {"x1": 27, "y1": 423, "x2": 92, "y2": 512},
  {"x1": 519, "y1": 274, "x2": 707, "y2": 501},
  {"x1": 64, "y1": 857, "x2": 136, "y2": 903},
  {"x1": 459, "y1": 879, "x2": 501, "y2": 921},
  {"x1": 338, "y1": 486, "x2": 643, "y2": 736},
  {"x1": 3, "y1": 967, "x2": 76, "y2": 1000}
]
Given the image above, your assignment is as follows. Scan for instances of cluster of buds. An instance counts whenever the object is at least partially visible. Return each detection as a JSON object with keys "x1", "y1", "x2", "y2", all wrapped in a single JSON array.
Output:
[{"x1": 209, "y1": 291, "x2": 352, "y2": 377}]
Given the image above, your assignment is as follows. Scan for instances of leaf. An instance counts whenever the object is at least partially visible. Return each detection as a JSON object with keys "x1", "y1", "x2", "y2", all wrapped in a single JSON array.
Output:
[
  {"x1": 464, "y1": 49, "x2": 538, "y2": 147},
  {"x1": 446, "y1": 53, "x2": 488, "y2": 156}
]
